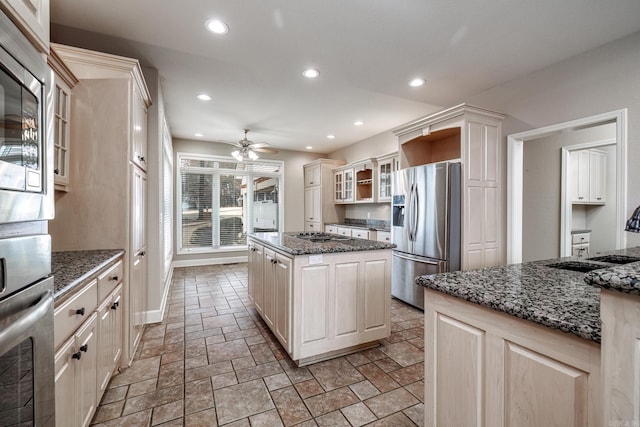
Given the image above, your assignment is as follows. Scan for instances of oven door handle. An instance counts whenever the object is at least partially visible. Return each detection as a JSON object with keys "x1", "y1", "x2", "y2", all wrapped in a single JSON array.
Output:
[{"x1": 0, "y1": 290, "x2": 53, "y2": 349}]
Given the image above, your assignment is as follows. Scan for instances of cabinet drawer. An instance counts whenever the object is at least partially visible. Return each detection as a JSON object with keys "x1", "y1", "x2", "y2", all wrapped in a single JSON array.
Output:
[
  {"x1": 54, "y1": 279, "x2": 98, "y2": 349},
  {"x1": 98, "y1": 260, "x2": 123, "y2": 301},
  {"x1": 376, "y1": 231, "x2": 391, "y2": 243},
  {"x1": 337, "y1": 227, "x2": 352, "y2": 237},
  {"x1": 571, "y1": 233, "x2": 590, "y2": 244},
  {"x1": 352, "y1": 229, "x2": 370, "y2": 240},
  {"x1": 325, "y1": 225, "x2": 338, "y2": 234}
]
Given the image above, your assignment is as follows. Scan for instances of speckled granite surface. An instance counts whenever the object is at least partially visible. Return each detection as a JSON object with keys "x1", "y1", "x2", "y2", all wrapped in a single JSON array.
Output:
[
  {"x1": 51, "y1": 249, "x2": 125, "y2": 302},
  {"x1": 326, "y1": 219, "x2": 391, "y2": 232},
  {"x1": 416, "y1": 247, "x2": 640, "y2": 343},
  {"x1": 249, "y1": 232, "x2": 394, "y2": 255}
]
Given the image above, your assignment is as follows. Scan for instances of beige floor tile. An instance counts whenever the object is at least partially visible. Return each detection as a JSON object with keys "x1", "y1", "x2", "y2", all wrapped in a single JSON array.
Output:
[
  {"x1": 249, "y1": 409, "x2": 284, "y2": 427},
  {"x1": 264, "y1": 373, "x2": 292, "y2": 391},
  {"x1": 365, "y1": 411, "x2": 417, "y2": 426},
  {"x1": 152, "y1": 399, "x2": 184, "y2": 426},
  {"x1": 314, "y1": 410, "x2": 350, "y2": 426},
  {"x1": 122, "y1": 384, "x2": 184, "y2": 416},
  {"x1": 210, "y1": 371, "x2": 238, "y2": 390},
  {"x1": 184, "y1": 378, "x2": 214, "y2": 415},
  {"x1": 92, "y1": 400, "x2": 124, "y2": 423},
  {"x1": 340, "y1": 402, "x2": 377, "y2": 427},
  {"x1": 100, "y1": 385, "x2": 127, "y2": 404},
  {"x1": 184, "y1": 407, "x2": 217, "y2": 427},
  {"x1": 235, "y1": 360, "x2": 283, "y2": 383},
  {"x1": 349, "y1": 380, "x2": 381, "y2": 401},
  {"x1": 185, "y1": 360, "x2": 233, "y2": 382},
  {"x1": 93, "y1": 408, "x2": 152, "y2": 426},
  {"x1": 380, "y1": 341, "x2": 423, "y2": 367},
  {"x1": 213, "y1": 378, "x2": 275, "y2": 424},
  {"x1": 206, "y1": 339, "x2": 251, "y2": 364},
  {"x1": 294, "y1": 379, "x2": 325, "y2": 399},
  {"x1": 364, "y1": 388, "x2": 419, "y2": 418},
  {"x1": 304, "y1": 387, "x2": 359, "y2": 417},
  {"x1": 388, "y1": 362, "x2": 424, "y2": 386},
  {"x1": 403, "y1": 403, "x2": 424, "y2": 426},
  {"x1": 109, "y1": 356, "x2": 161, "y2": 387},
  {"x1": 357, "y1": 363, "x2": 400, "y2": 393},
  {"x1": 307, "y1": 358, "x2": 365, "y2": 391}
]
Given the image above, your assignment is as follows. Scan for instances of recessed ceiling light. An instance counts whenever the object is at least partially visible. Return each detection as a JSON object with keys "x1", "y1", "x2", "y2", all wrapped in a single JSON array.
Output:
[
  {"x1": 194, "y1": 133, "x2": 203, "y2": 137},
  {"x1": 409, "y1": 78, "x2": 426, "y2": 87},
  {"x1": 327, "y1": 134, "x2": 336, "y2": 139},
  {"x1": 302, "y1": 68, "x2": 320, "y2": 79},
  {"x1": 306, "y1": 146, "x2": 313, "y2": 150},
  {"x1": 354, "y1": 121, "x2": 364, "y2": 126},
  {"x1": 197, "y1": 94, "x2": 212, "y2": 101},
  {"x1": 205, "y1": 19, "x2": 229, "y2": 35}
]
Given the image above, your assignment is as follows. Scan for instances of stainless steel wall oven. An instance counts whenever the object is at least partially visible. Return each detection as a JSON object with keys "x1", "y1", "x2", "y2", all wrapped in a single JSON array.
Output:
[{"x1": 0, "y1": 6, "x2": 55, "y2": 427}]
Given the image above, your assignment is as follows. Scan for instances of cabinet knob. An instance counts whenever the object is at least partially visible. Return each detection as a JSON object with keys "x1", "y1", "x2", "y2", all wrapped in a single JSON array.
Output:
[
  {"x1": 54, "y1": 168, "x2": 59, "y2": 175},
  {"x1": 111, "y1": 275, "x2": 119, "y2": 281},
  {"x1": 578, "y1": 197, "x2": 584, "y2": 200},
  {"x1": 138, "y1": 155, "x2": 146, "y2": 162},
  {"x1": 111, "y1": 301, "x2": 119, "y2": 310},
  {"x1": 71, "y1": 351, "x2": 82, "y2": 360},
  {"x1": 79, "y1": 344, "x2": 88, "y2": 353},
  {"x1": 75, "y1": 307, "x2": 85, "y2": 316},
  {"x1": 140, "y1": 251, "x2": 146, "y2": 257}
]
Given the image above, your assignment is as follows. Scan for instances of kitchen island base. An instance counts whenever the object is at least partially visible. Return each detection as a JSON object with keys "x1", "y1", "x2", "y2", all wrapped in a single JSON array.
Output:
[
  {"x1": 248, "y1": 234, "x2": 392, "y2": 366},
  {"x1": 424, "y1": 288, "x2": 602, "y2": 427}
]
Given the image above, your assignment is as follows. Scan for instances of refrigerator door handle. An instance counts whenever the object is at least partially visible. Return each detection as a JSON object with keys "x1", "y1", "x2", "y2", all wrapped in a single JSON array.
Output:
[
  {"x1": 393, "y1": 251, "x2": 442, "y2": 265},
  {"x1": 411, "y1": 184, "x2": 419, "y2": 242},
  {"x1": 406, "y1": 183, "x2": 414, "y2": 241}
]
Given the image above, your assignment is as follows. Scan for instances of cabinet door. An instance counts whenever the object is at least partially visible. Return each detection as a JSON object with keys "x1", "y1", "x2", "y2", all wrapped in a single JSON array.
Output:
[
  {"x1": 53, "y1": 74, "x2": 72, "y2": 191},
  {"x1": 131, "y1": 85, "x2": 148, "y2": 171},
  {"x1": 351, "y1": 228, "x2": 370, "y2": 240},
  {"x1": 325, "y1": 225, "x2": 337, "y2": 234},
  {"x1": 571, "y1": 150, "x2": 589, "y2": 203},
  {"x1": 334, "y1": 171, "x2": 343, "y2": 203},
  {"x1": 305, "y1": 222, "x2": 321, "y2": 232},
  {"x1": 304, "y1": 164, "x2": 321, "y2": 187},
  {"x1": 377, "y1": 160, "x2": 393, "y2": 202},
  {"x1": 249, "y1": 242, "x2": 265, "y2": 315},
  {"x1": 76, "y1": 314, "x2": 98, "y2": 427},
  {"x1": 589, "y1": 150, "x2": 606, "y2": 203},
  {"x1": 304, "y1": 186, "x2": 320, "y2": 222},
  {"x1": 130, "y1": 250, "x2": 146, "y2": 356},
  {"x1": 111, "y1": 287, "x2": 123, "y2": 369},
  {"x1": 96, "y1": 297, "x2": 113, "y2": 397},
  {"x1": 54, "y1": 337, "x2": 76, "y2": 427},
  {"x1": 263, "y1": 248, "x2": 276, "y2": 329},
  {"x1": 343, "y1": 169, "x2": 354, "y2": 202},
  {"x1": 376, "y1": 231, "x2": 391, "y2": 243},
  {"x1": 337, "y1": 227, "x2": 351, "y2": 237},
  {"x1": 0, "y1": 0, "x2": 50, "y2": 53},
  {"x1": 274, "y1": 254, "x2": 292, "y2": 351},
  {"x1": 131, "y1": 166, "x2": 147, "y2": 254}
]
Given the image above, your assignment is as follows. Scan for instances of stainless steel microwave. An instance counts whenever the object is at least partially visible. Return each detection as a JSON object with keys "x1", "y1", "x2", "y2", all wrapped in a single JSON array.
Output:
[{"x1": 0, "y1": 9, "x2": 54, "y2": 224}]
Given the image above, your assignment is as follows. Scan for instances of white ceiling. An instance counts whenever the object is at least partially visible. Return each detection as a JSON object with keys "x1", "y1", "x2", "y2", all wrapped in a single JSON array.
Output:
[{"x1": 50, "y1": 1, "x2": 640, "y2": 153}]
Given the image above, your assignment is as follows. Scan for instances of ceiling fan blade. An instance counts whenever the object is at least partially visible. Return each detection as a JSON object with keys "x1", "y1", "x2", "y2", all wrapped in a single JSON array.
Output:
[
  {"x1": 253, "y1": 147, "x2": 278, "y2": 154},
  {"x1": 249, "y1": 142, "x2": 271, "y2": 149},
  {"x1": 216, "y1": 140, "x2": 243, "y2": 147}
]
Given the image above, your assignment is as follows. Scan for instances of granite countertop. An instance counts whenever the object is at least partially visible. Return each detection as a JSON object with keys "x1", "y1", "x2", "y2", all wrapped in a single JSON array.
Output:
[
  {"x1": 416, "y1": 247, "x2": 640, "y2": 343},
  {"x1": 249, "y1": 232, "x2": 394, "y2": 255},
  {"x1": 52, "y1": 249, "x2": 125, "y2": 302},
  {"x1": 325, "y1": 219, "x2": 391, "y2": 232}
]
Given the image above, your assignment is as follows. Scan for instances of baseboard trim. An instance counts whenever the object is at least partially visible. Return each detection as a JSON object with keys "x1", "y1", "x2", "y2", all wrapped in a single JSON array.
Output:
[
  {"x1": 173, "y1": 256, "x2": 248, "y2": 268},
  {"x1": 144, "y1": 264, "x2": 174, "y2": 324}
]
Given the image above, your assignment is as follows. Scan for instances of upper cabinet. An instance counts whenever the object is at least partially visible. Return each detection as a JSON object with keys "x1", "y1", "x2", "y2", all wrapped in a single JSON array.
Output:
[
  {"x1": 376, "y1": 152, "x2": 398, "y2": 203},
  {"x1": 131, "y1": 85, "x2": 148, "y2": 171},
  {"x1": 334, "y1": 166, "x2": 354, "y2": 203},
  {"x1": 304, "y1": 162, "x2": 321, "y2": 187},
  {"x1": 394, "y1": 104, "x2": 505, "y2": 270},
  {"x1": 353, "y1": 158, "x2": 376, "y2": 203},
  {"x1": 571, "y1": 148, "x2": 606, "y2": 205},
  {"x1": 0, "y1": 0, "x2": 50, "y2": 53},
  {"x1": 48, "y1": 47, "x2": 79, "y2": 192},
  {"x1": 302, "y1": 159, "x2": 345, "y2": 230}
]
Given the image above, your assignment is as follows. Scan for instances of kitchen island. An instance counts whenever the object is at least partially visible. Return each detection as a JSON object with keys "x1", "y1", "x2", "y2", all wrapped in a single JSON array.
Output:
[
  {"x1": 247, "y1": 232, "x2": 394, "y2": 366},
  {"x1": 416, "y1": 247, "x2": 640, "y2": 427}
]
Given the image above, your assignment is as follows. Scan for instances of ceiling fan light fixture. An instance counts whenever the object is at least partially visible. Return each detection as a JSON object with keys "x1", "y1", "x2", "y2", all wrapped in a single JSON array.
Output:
[
  {"x1": 408, "y1": 78, "x2": 426, "y2": 87},
  {"x1": 248, "y1": 150, "x2": 259, "y2": 160},
  {"x1": 205, "y1": 19, "x2": 229, "y2": 35}
]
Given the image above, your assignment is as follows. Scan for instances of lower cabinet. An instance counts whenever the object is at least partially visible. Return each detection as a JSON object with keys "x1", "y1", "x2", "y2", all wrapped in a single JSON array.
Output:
[
  {"x1": 424, "y1": 289, "x2": 601, "y2": 427},
  {"x1": 54, "y1": 313, "x2": 98, "y2": 427},
  {"x1": 54, "y1": 257, "x2": 125, "y2": 427},
  {"x1": 261, "y1": 247, "x2": 292, "y2": 351}
]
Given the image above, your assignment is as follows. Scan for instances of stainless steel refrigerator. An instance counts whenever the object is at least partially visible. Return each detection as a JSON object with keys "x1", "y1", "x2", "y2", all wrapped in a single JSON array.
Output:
[{"x1": 391, "y1": 161, "x2": 461, "y2": 309}]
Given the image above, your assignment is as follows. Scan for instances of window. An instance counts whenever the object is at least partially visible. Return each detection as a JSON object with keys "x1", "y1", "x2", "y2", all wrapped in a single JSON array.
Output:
[
  {"x1": 177, "y1": 154, "x2": 283, "y2": 253},
  {"x1": 162, "y1": 119, "x2": 173, "y2": 277}
]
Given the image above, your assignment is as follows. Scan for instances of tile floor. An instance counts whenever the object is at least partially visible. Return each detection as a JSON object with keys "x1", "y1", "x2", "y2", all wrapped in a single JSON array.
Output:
[{"x1": 91, "y1": 263, "x2": 425, "y2": 426}]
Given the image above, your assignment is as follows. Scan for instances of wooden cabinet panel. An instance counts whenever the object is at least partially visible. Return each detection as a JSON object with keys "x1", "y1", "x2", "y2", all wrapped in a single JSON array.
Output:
[
  {"x1": 304, "y1": 186, "x2": 320, "y2": 222},
  {"x1": 376, "y1": 231, "x2": 391, "y2": 243},
  {"x1": 54, "y1": 338, "x2": 75, "y2": 427},
  {"x1": 248, "y1": 242, "x2": 265, "y2": 314},
  {"x1": 274, "y1": 254, "x2": 291, "y2": 351},
  {"x1": 334, "y1": 262, "x2": 359, "y2": 336},
  {"x1": 363, "y1": 259, "x2": 388, "y2": 331},
  {"x1": 263, "y1": 248, "x2": 276, "y2": 329},
  {"x1": 304, "y1": 163, "x2": 320, "y2": 187},
  {"x1": 54, "y1": 279, "x2": 97, "y2": 348},
  {"x1": 589, "y1": 150, "x2": 606, "y2": 203},
  {"x1": 572, "y1": 149, "x2": 606, "y2": 205},
  {"x1": 0, "y1": 0, "x2": 49, "y2": 53},
  {"x1": 431, "y1": 313, "x2": 485, "y2": 427},
  {"x1": 300, "y1": 265, "x2": 330, "y2": 344},
  {"x1": 504, "y1": 342, "x2": 588, "y2": 427}
]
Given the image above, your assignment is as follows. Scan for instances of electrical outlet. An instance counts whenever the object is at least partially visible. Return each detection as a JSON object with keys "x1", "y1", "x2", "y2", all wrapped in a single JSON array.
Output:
[{"x1": 367, "y1": 212, "x2": 371, "y2": 219}]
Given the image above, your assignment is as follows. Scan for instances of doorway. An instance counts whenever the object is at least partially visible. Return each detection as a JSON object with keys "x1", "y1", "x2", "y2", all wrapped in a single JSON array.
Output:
[{"x1": 506, "y1": 109, "x2": 627, "y2": 264}]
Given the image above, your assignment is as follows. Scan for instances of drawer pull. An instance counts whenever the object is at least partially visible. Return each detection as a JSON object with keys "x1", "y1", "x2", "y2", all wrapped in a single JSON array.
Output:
[
  {"x1": 111, "y1": 275, "x2": 119, "y2": 281},
  {"x1": 75, "y1": 307, "x2": 85, "y2": 316},
  {"x1": 111, "y1": 301, "x2": 119, "y2": 310},
  {"x1": 79, "y1": 344, "x2": 88, "y2": 353},
  {"x1": 72, "y1": 351, "x2": 82, "y2": 360}
]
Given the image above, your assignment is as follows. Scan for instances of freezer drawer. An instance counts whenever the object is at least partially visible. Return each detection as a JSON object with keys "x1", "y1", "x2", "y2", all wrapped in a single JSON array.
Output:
[{"x1": 392, "y1": 251, "x2": 445, "y2": 310}]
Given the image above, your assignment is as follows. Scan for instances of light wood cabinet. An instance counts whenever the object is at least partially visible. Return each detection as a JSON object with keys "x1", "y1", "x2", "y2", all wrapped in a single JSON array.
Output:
[
  {"x1": 337, "y1": 227, "x2": 351, "y2": 237},
  {"x1": 376, "y1": 231, "x2": 391, "y2": 243},
  {"x1": 303, "y1": 159, "x2": 345, "y2": 229},
  {"x1": 351, "y1": 228, "x2": 371, "y2": 239},
  {"x1": 54, "y1": 312, "x2": 98, "y2": 427},
  {"x1": 394, "y1": 104, "x2": 505, "y2": 270},
  {"x1": 54, "y1": 256, "x2": 124, "y2": 427},
  {"x1": 325, "y1": 225, "x2": 338, "y2": 234},
  {"x1": 571, "y1": 149, "x2": 606, "y2": 204},
  {"x1": 424, "y1": 288, "x2": 602, "y2": 427},
  {"x1": 48, "y1": 47, "x2": 78, "y2": 192},
  {"x1": 248, "y1": 236, "x2": 391, "y2": 366},
  {"x1": 0, "y1": 0, "x2": 49, "y2": 53},
  {"x1": 334, "y1": 167, "x2": 354, "y2": 203},
  {"x1": 376, "y1": 152, "x2": 398, "y2": 202},
  {"x1": 48, "y1": 44, "x2": 152, "y2": 365}
]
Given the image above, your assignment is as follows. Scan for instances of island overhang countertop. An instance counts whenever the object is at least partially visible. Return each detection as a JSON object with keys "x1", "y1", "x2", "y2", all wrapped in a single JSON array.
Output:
[
  {"x1": 248, "y1": 231, "x2": 395, "y2": 256},
  {"x1": 416, "y1": 247, "x2": 640, "y2": 343}
]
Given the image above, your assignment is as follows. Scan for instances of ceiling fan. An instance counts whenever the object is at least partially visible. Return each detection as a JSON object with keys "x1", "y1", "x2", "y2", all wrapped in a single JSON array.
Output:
[{"x1": 225, "y1": 129, "x2": 278, "y2": 161}]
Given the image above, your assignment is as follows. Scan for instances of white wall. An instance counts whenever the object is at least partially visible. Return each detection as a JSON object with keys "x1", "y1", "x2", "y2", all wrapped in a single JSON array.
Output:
[
  {"x1": 467, "y1": 30, "x2": 640, "y2": 252},
  {"x1": 172, "y1": 138, "x2": 322, "y2": 265},
  {"x1": 521, "y1": 123, "x2": 616, "y2": 261}
]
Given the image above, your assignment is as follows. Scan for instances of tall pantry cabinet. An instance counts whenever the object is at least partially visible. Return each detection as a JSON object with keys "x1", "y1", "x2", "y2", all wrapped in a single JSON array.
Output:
[{"x1": 48, "y1": 44, "x2": 151, "y2": 365}]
